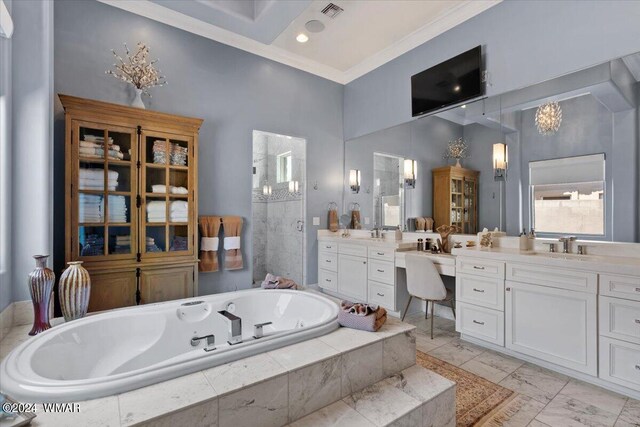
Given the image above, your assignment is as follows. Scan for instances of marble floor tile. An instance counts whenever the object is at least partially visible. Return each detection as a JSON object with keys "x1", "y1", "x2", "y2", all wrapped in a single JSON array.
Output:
[
  {"x1": 389, "y1": 406, "x2": 422, "y2": 427},
  {"x1": 119, "y1": 372, "x2": 217, "y2": 426},
  {"x1": 341, "y1": 341, "x2": 384, "y2": 397},
  {"x1": 558, "y1": 379, "x2": 627, "y2": 416},
  {"x1": 471, "y1": 349, "x2": 525, "y2": 374},
  {"x1": 427, "y1": 338, "x2": 484, "y2": 367},
  {"x1": 460, "y1": 358, "x2": 511, "y2": 383},
  {"x1": 615, "y1": 398, "x2": 640, "y2": 427},
  {"x1": 268, "y1": 337, "x2": 339, "y2": 371},
  {"x1": 289, "y1": 355, "x2": 342, "y2": 421},
  {"x1": 383, "y1": 330, "x2": 416, "y2": 377},
  {"x1": 32, "y1": 396, "x2": 120, "y2": 427},
  {"x1": 528, "y1": 420, "x2": 552, "y2": 427},
  {"x1": 317, "y1": 326, "x2": 382, "y2": 353},
  {"x1": 0, "y1": 325, "x2": 32, "y2": 361},
  {"x1": 535, "y1": 393, "x2": 619, "y2": 427},
  {"x1": 287, "y1": 400, "x2": 371, "y2": 427},
  {"x1": 414, "y1": 328, "x2": 457, "y2": 353},
  {"x1": 203, "y1": 352, "x2": 287, "y2": 396},
  {"x1": 134, "y1": 400, "x2": 218, "y2": 427},
  {"x1": 499, "y1": 364, "x2": 569, "y2": 404},
  {"x1": 386, "y1": 364, "x2": 455, "y2": 404},
  {"x1": 483, "y1": 394, "x2": 546, "y2": 427},
  {"x1": 375, "y1": 316, "x2": 416, "y2": 338},
  {"x1": 343, "y1": 378, "x2": 422, "y2": 427},
  {"x1": 218, "y1": 373, "x2": 288, "y2": 427}
]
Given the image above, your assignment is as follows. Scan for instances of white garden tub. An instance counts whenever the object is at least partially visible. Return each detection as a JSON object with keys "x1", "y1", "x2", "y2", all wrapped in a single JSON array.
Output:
[{"x1": 0, "y1": 289, "x2": 339, "y2": 403}]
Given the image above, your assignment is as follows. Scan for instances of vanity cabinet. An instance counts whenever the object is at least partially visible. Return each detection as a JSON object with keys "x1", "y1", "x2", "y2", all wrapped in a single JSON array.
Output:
[
  {"x1": 505, "y1": 280, "x2": 598, "y2": 375},
  {"x1": 432, "y1": 166, "x2": 479, "y2": 234},
  {"x1": 337, "y1": 254, "x2": 368, "y2": 301}
]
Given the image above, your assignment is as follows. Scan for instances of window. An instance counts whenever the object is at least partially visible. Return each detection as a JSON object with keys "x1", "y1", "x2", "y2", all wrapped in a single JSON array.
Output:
[
  {"x1": 530, "y1": 154, "x2": 605, "y2": 236},
  {"x1": 276, "y1": 151, "x2": 292, "y2": 183}
]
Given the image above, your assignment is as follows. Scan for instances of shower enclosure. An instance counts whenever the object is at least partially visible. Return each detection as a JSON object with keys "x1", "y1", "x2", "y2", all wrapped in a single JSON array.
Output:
[{"x1": 252, "y1": 131, "x2": 306, "y2": 286}]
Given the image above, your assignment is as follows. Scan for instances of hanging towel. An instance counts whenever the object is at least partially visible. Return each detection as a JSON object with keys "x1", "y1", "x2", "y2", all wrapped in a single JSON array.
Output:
[
  {"x1": 350, "y1": 210, "x2": 361, "y2": 229},
  {"x1": 199, "y1": 216, "x2": 222, "y2": 272},
  {"x1": 222, "y1": 216, "x2": 243, "y2": 270},
  {"x1": 328, "y1": 208, "x2": 339, "y2": 232}
]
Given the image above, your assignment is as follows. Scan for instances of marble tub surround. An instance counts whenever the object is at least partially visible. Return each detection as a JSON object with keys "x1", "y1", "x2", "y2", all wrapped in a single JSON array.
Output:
[{"x1": 0, "y1": 315, "x2": 420, "y2": 426}]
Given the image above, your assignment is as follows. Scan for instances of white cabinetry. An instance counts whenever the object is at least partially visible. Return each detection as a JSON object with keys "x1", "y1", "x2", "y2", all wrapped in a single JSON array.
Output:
[
  {"x1": 505, "y1": 280, "x2": 597, "y2": 375},
  {"x1": 338, "y1": 253, "x2": 368, "y2": 301}
]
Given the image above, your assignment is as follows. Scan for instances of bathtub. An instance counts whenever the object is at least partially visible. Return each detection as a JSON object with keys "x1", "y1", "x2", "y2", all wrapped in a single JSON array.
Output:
[{"x1": 0, "y1": 289, "x2": 339, "y2": 403}]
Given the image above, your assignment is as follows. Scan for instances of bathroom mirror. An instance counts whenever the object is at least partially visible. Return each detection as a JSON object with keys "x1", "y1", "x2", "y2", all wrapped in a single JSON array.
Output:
[
  {"x1": 373, "y1": 153, "x2": 405, "y2": 229},
  {"x1": 343, "y1": 49, "x2": 640, "y2": 242}
]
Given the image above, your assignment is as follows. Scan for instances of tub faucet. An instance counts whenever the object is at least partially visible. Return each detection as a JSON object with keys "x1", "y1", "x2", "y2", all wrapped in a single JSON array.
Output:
[
  {"x1": 218, "y1": 310, "x2": 243, "y2": 345},
  {"x1": 253, "y1": 322, "x2": 272, "y2": 339},
  {"x1": 191, "y1": 334, "x2": 216, "y2": 352}
]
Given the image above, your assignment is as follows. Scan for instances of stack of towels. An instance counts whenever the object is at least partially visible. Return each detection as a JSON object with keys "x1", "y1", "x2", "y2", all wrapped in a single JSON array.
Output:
[
  {"x1": 79, "y1": 169, "x2": 118, "y2": 191},
  {"x1": 108, "y1": 195, "x2": 127, "y2": 223},
  {"x1": 338, "y1": 300, "x2": 387, "y2": 332},
  {"x1": 152, "y1": 140, "x2": 188, "y2": 165},
  {"x1": 79, "y1": 194, "x2": 103, "y2": 223},
  {"x1": 170, "y1": 201, "x2": 188, "y2": 222},
  {"x1": 80, "y1": 135, "x2": 126, "y2": 160},
  {"x1": 151, "y1": 184, "x2": 188, "y2": 195},
  {"x1": 146, "y1": 237, "x2": 162, "y2": 252},
  {"x1": 113, "y1": 235, "x2": 131, "y2": 254},
  {"x1": 81, "y1": 234, "x2": 104, "y2": 256},
  {"x1": 147, "y1": 201, "x2": 167, "y2": 223},
  {"x1": 261, "y1": 273, "x2": 298, "y2": 290},
  {"x1": 170, "y1": 236, "x2": 188, "y2": 251}
]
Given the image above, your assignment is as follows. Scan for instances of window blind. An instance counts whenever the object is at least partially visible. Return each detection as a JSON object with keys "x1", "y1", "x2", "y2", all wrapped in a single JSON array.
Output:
[{"x1": 529, "y1": 154, "x2": 605, "y2": 185}]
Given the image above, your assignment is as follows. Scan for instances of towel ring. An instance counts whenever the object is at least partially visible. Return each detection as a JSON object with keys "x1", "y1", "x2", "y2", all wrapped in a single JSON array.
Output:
[
  {"x1": 327, "y1": 202, "x2": 338, "y2": 211},
  {"x1": 349, "y1": 202, "x2": 360, "y2": 211}
]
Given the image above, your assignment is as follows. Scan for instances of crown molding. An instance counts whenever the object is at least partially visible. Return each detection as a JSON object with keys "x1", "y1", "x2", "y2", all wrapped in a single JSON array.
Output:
[{"x1": 98, "y1": 0, "x2": 501, "y2": 85}]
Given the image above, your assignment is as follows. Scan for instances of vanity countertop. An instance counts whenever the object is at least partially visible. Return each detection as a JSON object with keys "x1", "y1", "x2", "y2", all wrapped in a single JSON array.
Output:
[
  {"x1": 452, "y1": 246, "x2": 640, "y2": 276},
  {"x1": 318, "y1": 234, "x2": 416, "y2": 250}
]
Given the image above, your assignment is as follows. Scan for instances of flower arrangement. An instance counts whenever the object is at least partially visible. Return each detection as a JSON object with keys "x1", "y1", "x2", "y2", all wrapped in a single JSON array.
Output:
[
  {"x1": 105, "y1": 42, "x2": 167, "y2": 97},
  {"x1": 443, "y1": 137, "x2": 469, "y2": 167}
]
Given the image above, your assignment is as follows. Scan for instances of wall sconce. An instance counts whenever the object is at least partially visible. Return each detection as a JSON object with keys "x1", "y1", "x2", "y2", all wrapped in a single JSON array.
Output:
[
  {"x1": 404, "y1": 159, "x2": 417, "y2": 189},
  {"x1": 262, "y1": 184, "x2": 272, "y2": 196},
  {"x1": 349, "y1": 169, "x2": 361, "y2": 193},
  {"x1": 493, "y1": 143, "x2": 508, "y2": 181},
  {"x1": 288, "y1": 180, "x2": 299, "y2": 193}
]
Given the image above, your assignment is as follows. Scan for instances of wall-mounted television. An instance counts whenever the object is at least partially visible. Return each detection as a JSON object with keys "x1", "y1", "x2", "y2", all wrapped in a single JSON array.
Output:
[{"x1": 411, "y1": 46, "x2": 483, "y2": 117}]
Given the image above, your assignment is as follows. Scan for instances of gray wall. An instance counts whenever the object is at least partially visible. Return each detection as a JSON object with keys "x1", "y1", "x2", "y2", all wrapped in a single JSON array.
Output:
[
  {"x1": 0, "y1": 0, "x2": 12, "y2": 312},
  {"x1": 53, "y1": 0, "x2": 344, "y2": 296},
  {"x1": 344, "y1": 115, "x2": 463, "y2": 225},
  {"x1": 343, "y1": 0, "x2": 640, "y2": 140}
]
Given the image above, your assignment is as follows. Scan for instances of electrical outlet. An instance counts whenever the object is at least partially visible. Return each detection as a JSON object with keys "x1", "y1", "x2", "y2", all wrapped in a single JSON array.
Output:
[
  {"x1": 364, "y1": 217, "x2": 370, "y2": 225},
  {"x1": 312, "y1": 217, "x2": 320, "y2": 226}
]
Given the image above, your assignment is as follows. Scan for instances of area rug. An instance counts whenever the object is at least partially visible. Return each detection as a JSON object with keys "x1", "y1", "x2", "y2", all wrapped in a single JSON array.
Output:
[{"x1": 416, "y1": 351, "x2": 517, "y2": 427}]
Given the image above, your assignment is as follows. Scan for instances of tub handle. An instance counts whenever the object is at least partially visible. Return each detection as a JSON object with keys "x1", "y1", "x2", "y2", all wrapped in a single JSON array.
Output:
[
  {"x1": 191, "y1": 334, "x2": 216, "y2": 351},
  {"x1": 254, "y1": 322, "x2": 273, "y2": 339}
]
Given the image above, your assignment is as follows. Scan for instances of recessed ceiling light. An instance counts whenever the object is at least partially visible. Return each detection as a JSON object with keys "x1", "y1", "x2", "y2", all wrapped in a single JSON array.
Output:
[
  {"x1": 453, "y1": 85, "x2": 461, "y2": 92},
  {"x1": 305, "y1": 20, "x2": 325, "y2": 33},
  {"x1": 461, "y1": 104, "x2": 466, "y2": 109},
  {"x1": 296, "y1": 33, "x2": 309, "y2": 43}
]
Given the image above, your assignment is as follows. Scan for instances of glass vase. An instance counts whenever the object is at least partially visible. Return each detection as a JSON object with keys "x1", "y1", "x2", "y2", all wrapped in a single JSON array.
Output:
[
  {"x1": 58, "y1": 261, "x2": 91, "y2": 322},
  {"x1": 28, "y1": 255, "x2": 55, "y2": 336}
]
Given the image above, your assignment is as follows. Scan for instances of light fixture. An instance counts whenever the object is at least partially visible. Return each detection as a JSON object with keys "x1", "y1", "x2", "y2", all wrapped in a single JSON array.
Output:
[
  {"x1": 296, "y1": 33, "x2": 309, "y2": 43},
  {"x1": 262, "y1": 184, "x2": 272, "y2": 196},
  {"x1": 349, "y1": 169, "x2": 361, "y2": 194},
  {"x1": 403, "y1": 159, "x2": 417, "y2": 189},
  {"x1": 453, "y1": 85, "x2": 461, "y2": 92},
  {"x1": 493, "y1": 143, "x2": 508, "y2": 181},
  {"x1": 535, "y1": 101, "x2": 562, "y2": 135},
  {"x1": 288, "y1": 180, "x2": 299, "y2": 193},
  {"x1": 461, "y1": 104, "x2": 466, "y2": 109}
]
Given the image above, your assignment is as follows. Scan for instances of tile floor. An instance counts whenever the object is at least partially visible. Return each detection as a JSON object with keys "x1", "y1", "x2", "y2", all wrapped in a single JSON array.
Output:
[{"x1": 405, "y1": 314, "x2": 640, "y2": 427}]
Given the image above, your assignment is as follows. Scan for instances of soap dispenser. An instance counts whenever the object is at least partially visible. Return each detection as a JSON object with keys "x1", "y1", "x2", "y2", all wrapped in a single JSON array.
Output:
[
  {"x1": 519, "y1": 228, "x2": 529, "y2": 251},
  {"x1": 395, "y1": 225, "x2": 403, "y2": 241}
]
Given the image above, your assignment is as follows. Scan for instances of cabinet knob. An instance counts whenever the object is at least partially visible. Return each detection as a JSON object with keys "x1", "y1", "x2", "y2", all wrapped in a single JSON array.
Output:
[
  {"x1": 472, "y1": 288, "x2": 485, "y2": 293},
  {"x1": 472, "y1": 320, "x2": 485, "y2": 325},
  {"x1": 377, "y1": 269, "x2": 384, "y2": 273},
  {"x1": 635, "y1": 319, "x2": 640, "y2": 324},
  {"x1": 506, "y1": 287, "x2": 511, "y2": 292},
  {"x1": 635, "y1": 287, "x2": 640, "y2": 293},
  {"x1": 376, "y1": 292, "x2": 384, "y2": 297},
  {"x1": 473, "y1": 266, "x2": 485, "y2": 270},
  {"x1": 363, "y1": 261, "x2": 367, "y2": 264},
  {"x1": 636, "y1": 365, "x2": 640, "y2": 371}
]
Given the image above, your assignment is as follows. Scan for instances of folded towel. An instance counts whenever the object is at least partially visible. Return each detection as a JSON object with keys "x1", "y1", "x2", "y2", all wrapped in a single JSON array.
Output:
[
  {"x1": 151, "y1": 184, "x2": 166, "y2": 193},
  {"x1": 170, "y1": 201, "x2": 188, "y2": 211},
  {"x1": 79, "y1": 169, "x2": 118, "y2": 180},
  {"x1": 83, "y1": 135, "x2": 114, "y2": 143},
  {"x1": 146, "y1": 201, "x2": 166, "y2": 211},
  {"x1": 337, "y1": 305, "x2": 387, "y2": 332},
  {"x1": 80, "y1": 141, "x2": 121, "y2": 151},
  {"x1": 170, "y1": 186, "x2": 188, "y2": 195},
  {"x1": 261, "y1": 273, "x2": 298, "y2": 290},
  {"x1": 340, "y1": 300, "x2": 380, "y2": 317}
]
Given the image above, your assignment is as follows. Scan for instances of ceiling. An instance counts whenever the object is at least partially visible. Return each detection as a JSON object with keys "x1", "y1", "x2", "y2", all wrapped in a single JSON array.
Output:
[{"x1": 99, "y1": 0, "x2": 500, "y2": 84}]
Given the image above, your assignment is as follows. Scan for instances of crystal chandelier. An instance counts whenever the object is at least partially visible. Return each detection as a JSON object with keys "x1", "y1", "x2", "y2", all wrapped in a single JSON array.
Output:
[
  {"x1": 535, "y1": 101, "x2": 562, "y2": 135},
  {"x1": 443, "y1": 137, "x2": 469, "y2": 167}
]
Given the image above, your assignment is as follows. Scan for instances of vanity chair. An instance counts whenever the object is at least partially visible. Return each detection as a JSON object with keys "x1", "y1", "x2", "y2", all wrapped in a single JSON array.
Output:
[{"x1": 402, "y1": 253, "x2": 456, "y2": 338}]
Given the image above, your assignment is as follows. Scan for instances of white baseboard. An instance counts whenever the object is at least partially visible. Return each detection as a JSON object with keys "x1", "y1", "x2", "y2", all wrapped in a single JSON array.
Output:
[{"x1": 0, "y1": 303, "x2": 14, "y2": 342}]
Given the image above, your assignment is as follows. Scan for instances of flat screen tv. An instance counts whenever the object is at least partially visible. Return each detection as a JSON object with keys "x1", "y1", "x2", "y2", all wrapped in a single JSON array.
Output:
[{"x1": 411, "y1": 46, "x2": 483, "y2": 117}]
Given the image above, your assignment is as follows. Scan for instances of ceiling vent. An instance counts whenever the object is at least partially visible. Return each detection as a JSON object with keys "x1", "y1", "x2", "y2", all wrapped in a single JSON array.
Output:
[{"x1": 321, "y1": 3, "x2": 344, "y2": 19}]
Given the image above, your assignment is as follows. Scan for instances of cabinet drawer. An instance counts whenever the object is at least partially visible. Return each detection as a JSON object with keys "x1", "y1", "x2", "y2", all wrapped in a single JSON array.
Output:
[
  {"x1": 600, "y1": 296, "x2": 640, "y2": 345},
  {"x1": 368, "y1": 247, "x2": 395, "y2": 262},
  {"x1": 368, "y1": 281, "x2": 395, "y2": 310},
  {"x1": 456, "y1": 274, "x2": 504, "y2": 311},
  {"x1": 318, "y1": 241, "x2": 338, "y2": 254},
  {"x1": 456, "y1": 301, "x2": 504, "y2": 346},
  {"x1": 339, "y1": 243, "x2": 368, "y2": 257},
  {"x1": 456, "y1": 257, "x2": 505, "y2": 279},
  {"x1": 319, "y1": 269, "x2": 338, "y2": 291},
  {"x1": 507, "y1": 263, "x2": 597, "y2": 293},
  {"x1": 319, "y1": 251, "x2": 338, "y2": 272},
  {"x1": 599, "y1": 336, "x2": 640, "y2": 391},
  {"x1": 600, "y1": 274, "x2": 640, "y2": 302},
  {"x1": 368, "y1": 259, "x2": 395, "y2": 285}
]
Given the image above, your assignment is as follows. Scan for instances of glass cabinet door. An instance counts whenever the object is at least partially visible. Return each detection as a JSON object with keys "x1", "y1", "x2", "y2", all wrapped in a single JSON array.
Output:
[
  {"x1": 141, "y1": 130, "x2": 193, "y2": 257},
  {"x1": 73, "y1": 121, "x2": 137, "y2": 261}
]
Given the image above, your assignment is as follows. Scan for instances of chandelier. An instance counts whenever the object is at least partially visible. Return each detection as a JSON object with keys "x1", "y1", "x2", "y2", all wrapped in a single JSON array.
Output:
[{"x1": 535, "y1": 101, "x2": 562, "y2": 135}]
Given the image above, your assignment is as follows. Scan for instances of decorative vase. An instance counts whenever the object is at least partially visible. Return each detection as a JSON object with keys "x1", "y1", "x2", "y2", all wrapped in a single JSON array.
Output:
[
  {"x1": 131, "y1": 87, "x2": 145, "y2": 109},
  {"x1": 455, "y1": 158, "x2": 462, "y2": 167},
  {"x1": 58, "y1": 261, "x2": 91, "y2": 322},
  {"x1": 28, "y1": 255, "x2": 55, "y2": 336}
]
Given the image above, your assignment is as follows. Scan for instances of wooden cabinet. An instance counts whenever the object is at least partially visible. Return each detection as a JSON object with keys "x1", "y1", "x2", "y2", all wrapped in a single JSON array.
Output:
[
  {"x1": 432, "y1": 166, "x2": 479, "y2": 234},
  {"x1": 505, "y1": 280, "x2": 598, "y2": 376},
  {"x1": 337, "y1": 254, "x2": 368, "y2": 301},
  {"x1": 60, "y1": 94, "x2": 203, "y2": 311}
]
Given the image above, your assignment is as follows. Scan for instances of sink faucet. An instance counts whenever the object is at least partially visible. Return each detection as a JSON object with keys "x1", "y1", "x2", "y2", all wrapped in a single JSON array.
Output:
[
  {"x1": 558, "y1": 236, "x2": 576, "y2": 253},
  {"x1": 218, "y1": 310, "x2": 243, "y2": 345}
]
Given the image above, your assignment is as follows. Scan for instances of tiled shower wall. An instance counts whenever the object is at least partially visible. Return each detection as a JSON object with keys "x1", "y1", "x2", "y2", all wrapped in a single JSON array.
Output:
[{"x1": 252, "y1": 132, "x2": 305, "y2": 285}]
